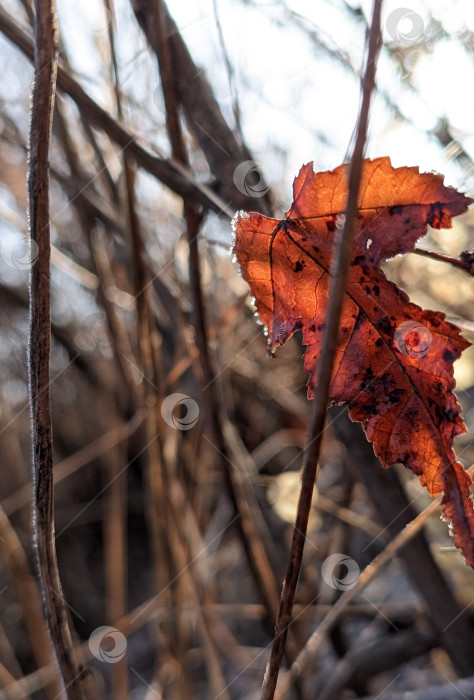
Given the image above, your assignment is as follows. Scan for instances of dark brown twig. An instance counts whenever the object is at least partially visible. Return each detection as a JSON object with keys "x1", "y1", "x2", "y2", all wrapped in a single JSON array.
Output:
[
  {"x1": 2, "y1": 410, "x2": 145, "y2": 516},
  {"x1": 323, "y1": 627, "x2": 436, "y2": 693},
  {"x1": 412, "y1": 247, "x2": 474, "y2": 276},
  {"x1": 132, "y1": 0, "x2": 272, "y2": 215},
  {"x1": 139, "y1": 0, "x2": 293, "y2": 650},
  {"x1": 0, "y1": 506, "x2": 62, "y2": 699},
  {"x1": 133, "y1": 4, "x2": 235, "y2": 695},
  {"x1": 28, "y1": 2, "x2": 97, "y2": 698},
  {"x1": 0, "y1": 5, "x2": 233, "y2": 217},
  {"x1": 359, "y1": 675, "x2": 474, "y2": 700},
  {"x1": 337, "y1": 413, "x2": 474, "y2": 676},
  {"x1": 275, "y1": 459, "x2": 474, "y2": 697},
  {"x1": 260, "y1": 2, "x2": 383, "y2": 697}
]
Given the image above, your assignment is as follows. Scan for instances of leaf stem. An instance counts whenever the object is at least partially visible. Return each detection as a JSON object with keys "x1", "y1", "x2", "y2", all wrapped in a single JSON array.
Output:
[{"x1": 412, "y1": 247, "x2": 474, "y2": 276}]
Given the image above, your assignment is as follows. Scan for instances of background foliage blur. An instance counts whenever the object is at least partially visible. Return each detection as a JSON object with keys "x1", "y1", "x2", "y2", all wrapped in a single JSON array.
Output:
[{"x1": 0, "y1": 0, "x2": 473, "y2": 698}]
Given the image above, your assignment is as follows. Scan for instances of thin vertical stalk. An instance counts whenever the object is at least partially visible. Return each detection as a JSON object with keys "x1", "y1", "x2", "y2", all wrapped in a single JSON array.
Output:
[
  {"x1": 28, "y1": 1, "x2": 97, "y2": 697},
  {"x1": 260, "y1": 2, "x2": 383, "y2": 698}
]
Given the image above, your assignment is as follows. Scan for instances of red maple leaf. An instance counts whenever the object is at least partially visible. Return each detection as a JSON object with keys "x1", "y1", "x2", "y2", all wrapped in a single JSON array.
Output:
[{"x1": 233, "y1": 157, "x2": 474, "y2": 568}]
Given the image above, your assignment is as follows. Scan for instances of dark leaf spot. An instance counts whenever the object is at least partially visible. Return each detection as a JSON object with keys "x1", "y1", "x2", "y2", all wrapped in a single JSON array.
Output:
[
  {"x1": 389, "y1": 205, "x2": 403, "y2": 216},
  {"x1": 443, "y1": 348, "x2": 457, "y2": 363}
]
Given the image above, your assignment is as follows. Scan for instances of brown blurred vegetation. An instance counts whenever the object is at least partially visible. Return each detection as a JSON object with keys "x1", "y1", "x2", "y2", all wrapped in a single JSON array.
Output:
[{"x1": 0, "y1": 1, "x2": 474, "y2": 698}]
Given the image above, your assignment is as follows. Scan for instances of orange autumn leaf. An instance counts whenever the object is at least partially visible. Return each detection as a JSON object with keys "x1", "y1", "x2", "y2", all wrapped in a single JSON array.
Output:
[{"x1": 233, "y1": 157, "x2": 474, "y2": 568}]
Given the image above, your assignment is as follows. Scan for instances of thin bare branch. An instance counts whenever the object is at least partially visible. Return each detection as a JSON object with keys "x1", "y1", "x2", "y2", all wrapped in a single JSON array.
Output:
[
  {"x1": 28, "y1": 1, "x2": 97, "y2": 697},
  {"x1": 0, "y1": 5, "x2": 234, "y2": 216},
  {"x1": 0, "y1": 506, "x2": 62, "y2": 699},
  {"x1": 358, "y1": 675, "x2": 474, "y2": 700},
  {"x1": 412, "y1": 246, "x2": 474, "y2": 276},
  {"x1": 2, "y1": 410, "x2": 145, "y2": 516},
  {"x1": 276, "y1": 460, "x2": 474, "y2": 697},
  {"x1": 260, "y1": 2, "x2": 383, "y2": 697}
]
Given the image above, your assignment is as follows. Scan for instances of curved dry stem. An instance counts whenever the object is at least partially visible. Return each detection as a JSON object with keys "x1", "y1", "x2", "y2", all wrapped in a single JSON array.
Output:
[{"x1": 28, "y1": 2, "x2": 97, "y2": 697}]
